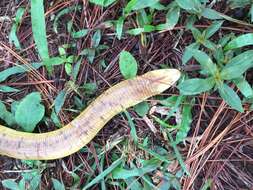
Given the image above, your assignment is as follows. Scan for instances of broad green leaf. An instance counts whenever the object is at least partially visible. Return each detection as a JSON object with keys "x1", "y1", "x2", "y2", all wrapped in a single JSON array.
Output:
[
  {"x1": 51, "y1": 110, "x2": 62, "y2": 128},
  {"x1": 83, "y1": 158, "x2": 122, "y2": 190},
  {"x1": 182, "y1": 42, "x2": 200, "y2": 64},
  {"x1": 202, "y1": 8, "x2": 253, "y2": 27},
  {"x1": 143, "y1": 25, "x2": 156, "y2": 32},
  {"x1": 31, "y1": 0, "x2": 50, "y2": 68},
  {"x1": 202, "y1": 39, "x2": 216, "y2": 50},
  {"x1": 15, "y1": 92, "x2": 45, "y2": 132},
  {"x1": 134, "y1": 102, "x2": 149, "y2": 117},
  {"x1": 204, "y1": 21, "x2": 223, "y2": 39},
  {"x1": 125, "y1": 0, "x2": 159, "y2": 13},
  {"x1": 82, "y1": 83, "x2": 97, "y2": 95},
  {"x1": 65, "y1": 63, "x2": 72, "y2": 75},
  {"x1": 164, "y1": 6, "x2": 180, "y2": 30},
  {"x1": 0, "y1": 101, "x2": 16, "y2": 126},
  {"x1": 175, "y1": 0, "x2": 201, "y2": 12},
  {"x1": 119, "y1": 51, "x2": 138, "y2": 79},
  {"x1": 72, "y1": 29, "x2": 89, "y2": 38},
  {"x1": 225, "y1": 33, "x2": 253, "y2": 50},
  {"x1": 201, "y1": 8, "x2": 223, "y2": 20},
  {"x1": 233, "y1": 78, "x2": 253, "y2": 98},
  {"x1": 91, "y1": 30, "x2": 101, "y2": 48},
  {"x1": 2, "y1": 179, "x2": 19, "y2": 190},
  {"x1": 112, "y1": 159, "x2": 161, "y2": 179},
  {"x1": 190, "y1": 27, "x2": 202, "y2": 40},
  {"x1": 0, "y1": 86, "x2": 19, "y2": 93},
  {"x1": 18, "y1": 178, "x2": 26, "y2": 190},
  {"x1": 218, "y1": 83, "x2": 243, "y2": 112},
  {"x1": 80, "y1": 48, "x2": 95, "y2": 63},
  {"x1": 43, "y1": 57, "x2": 66, "y2": 68},
  {"x1": 127, "y1": 26, "x2": 154, "y2": 36},
  {"x1": 72, "y1": 59, "x2": 82, "y2": 81},
  {"x1": 30, "y1": 175, "x2": 41, "y2": 190},
  {"x1": 190, "y1": 49, "x2": 218, "y2": 76},
  {"x1": 52, "y1": 178, "x2": 65, "y2": 190},
  {"x1": 127, "y1": 28, "x2": 144, "y2": 35},
  {"x1": 220, "y1": 50, "x2": 253, "y2": 80},
  {"x1": 9, "y1": 7, "x2": 25, "y2": 49},
  {"x1": 178, "y1": 78, "x2": 215, "y2": 95},
  {"x1": 0, "y1": 62, "x2": 42, "y2": 83},
  {"x1": 116, "y1": 16, "x2": 124, "y2": 39},
  {"x1": 54, "y1": 90, "x2": 67, "y2": 114}
]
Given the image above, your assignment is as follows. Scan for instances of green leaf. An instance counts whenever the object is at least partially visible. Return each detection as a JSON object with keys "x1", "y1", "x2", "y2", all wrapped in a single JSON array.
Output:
[
  {"x1": 51, "y1": 110, "x2": 62, "y2": 128},
  {"x1": 125, "y1": 0, "x2": 159, "y2": 13},
  {"x1": 202, "y1": 39, "x2": 217, "y2": 50},
  {"x1": 116, "y1": 16, "x2": 124, "y2": 40},
  {"x1": 54, "y1": 90, "x2": 67, "y2": 114},
  {"x1": 65, "y1": 63, "x2": 72, "y2": 75},
  {"x1": 233, "y1": 78, "x2": 253, "y2": 98},
  {"x1": 127, "y1": 28, "x2": 144, "y2": 35},
  {"x1": 175, "y1": 0, "x2": 201, "y2": 12},
  {"x1": 31, "y1": 0, "x2": 50, "y2": 68},
  {"x1": 72, "y1": 29, "x2": 89, "y2": 38},
  {"x1": 178, "y1": 78, "x2": 215, "y2": 95},
  {"x1": 0, "y1": 86, "x2": 19, "y2": 93},
  {"x1": 182, "y1": 42, "x2": 200, "y2": 64},
  {"x1": 134, "y1": 102, "x2": 149, "y2": 117},
  {"x1": 91, "y1": 30, "x2": 101, "y2": 48},
  {"x1": 218, "y1": 83, "x2": 243, "y2": 112},
  {"x1": 119, "y1": 51, "x2": 138, "y2": 79},
  {"x1": 220, "y1": 50, "x2": 253, "y2": 80},
  {"x1": 43, "y1": 57, "x2": 66, "y2": 69},
  {"x1": 0, "y1": 62, "x2": 42, "y2": 83},
  {"x1": 0, "y1": 101, "x2": 16, "y2": 126},
  {"x1": 190, "y1": 27, "x2": 202, "y2": 40},
  {"x1": 30, "y1": 174, "x2": 41, "y2": 190},
  {"x1": 190, "y1": 49, "x2": 218, "y2": 76},
  {"x1": 9, "y1": 7, "x2": 25, "y2": 49},
  {"x1": 204, "y1": 21, "x2": 223, "y2": 39},
  {"x1": 15, "y1": 92, "x2": 45, "y2": 132},
  {"x1": 201, "y1": 8, "x2": 223, "y2": 20},
  {"x1": 52, "y1": 178, "x2": 65, "y2": 190},
  {"x1": 83, "y1": 157, "x2": 122, "y2": 190},
  {"x1": 112, "y1": 159, "x2": 161, "y2": 179},
  {"x1": 80, "y1": 48, "x2": 96, "y2": 64},
  {"x1": 225, "y1": 33, "x2": 253, "y2": 50},
  {"x1": 164, "y1": 6, "x2": 180, "y2": 30},
  {"x1": 82, "y1": 83, "x2": 97, "y2": 94},
  {"x1": 202, "y1": 8, "x2": 253, "y2": 27},
  {"x1": 2, "y1": 179, "x2": 19, "y2": 190}
]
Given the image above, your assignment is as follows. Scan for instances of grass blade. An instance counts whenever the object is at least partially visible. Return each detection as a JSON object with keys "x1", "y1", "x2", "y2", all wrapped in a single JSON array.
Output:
[
  {"x1": 31, "y1": 0, "x2": 50, "y2": 69},
  {"x1": 83, "y1": 157, "x2": 122, "y2": 190}
]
